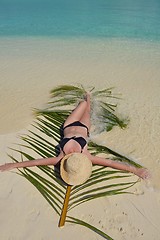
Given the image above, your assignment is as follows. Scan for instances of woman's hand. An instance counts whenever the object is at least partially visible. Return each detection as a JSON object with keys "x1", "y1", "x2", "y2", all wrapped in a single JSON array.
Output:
[
  {"x1": 0, "y1": 163, "x2": 15, "y2": 172},
  {"x1": 135, "y1": 168, "x2": 151, "y2": 179}
]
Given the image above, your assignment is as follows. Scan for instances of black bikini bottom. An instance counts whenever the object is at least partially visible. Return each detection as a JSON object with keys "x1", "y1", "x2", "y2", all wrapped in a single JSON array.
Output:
[{"x1": 63, "y1": 121, "x2": 89, "y2": 136}]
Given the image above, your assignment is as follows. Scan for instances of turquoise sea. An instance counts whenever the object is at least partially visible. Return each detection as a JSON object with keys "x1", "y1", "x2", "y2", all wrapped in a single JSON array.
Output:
[{"x1": 0, "y1": 0, "x2": 160, "y2": 41}]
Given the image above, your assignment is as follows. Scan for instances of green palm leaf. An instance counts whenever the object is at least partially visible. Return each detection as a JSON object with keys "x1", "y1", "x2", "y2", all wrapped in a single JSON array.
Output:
[
  {"x1": 9, "y1": 85, "x2": 141, "y2": 239},
  {"x1": 66, "y1": 216, "x2": 114, "y2": 240}
]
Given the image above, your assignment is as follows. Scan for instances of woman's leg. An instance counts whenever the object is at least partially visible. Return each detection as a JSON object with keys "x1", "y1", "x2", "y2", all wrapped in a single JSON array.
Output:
[
  {"x1": 63, "y1": 99, "x2": 88, "y2": 127},
  {"x1": 79, "y1": 93, "x2": 91, "y2": 131}
]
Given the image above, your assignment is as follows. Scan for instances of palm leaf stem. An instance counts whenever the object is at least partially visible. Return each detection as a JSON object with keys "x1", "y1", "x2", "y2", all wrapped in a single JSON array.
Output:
[{"x1": 58, "y1": 185, "x2": 72, "y2": 227}]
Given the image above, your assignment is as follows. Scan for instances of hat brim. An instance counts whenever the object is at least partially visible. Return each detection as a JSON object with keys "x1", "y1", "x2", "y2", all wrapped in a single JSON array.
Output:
[{"x1": 60, "y1": 153, "x2": 92, "y2": 186}]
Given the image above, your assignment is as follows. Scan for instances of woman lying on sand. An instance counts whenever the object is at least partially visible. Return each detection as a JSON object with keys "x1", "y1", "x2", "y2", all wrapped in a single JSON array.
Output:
[{"x1": 0, "y1": 93, "x2": 149, "y2": 183}]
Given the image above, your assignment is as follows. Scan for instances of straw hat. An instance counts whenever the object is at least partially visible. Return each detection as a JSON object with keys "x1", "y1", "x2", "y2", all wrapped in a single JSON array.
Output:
[{"x1": 60, "y1": 153, "x2": 92, "y2": 186}]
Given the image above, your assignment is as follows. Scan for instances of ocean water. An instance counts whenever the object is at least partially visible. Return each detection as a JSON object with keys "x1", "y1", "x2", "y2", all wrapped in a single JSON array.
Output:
[{"x1": 0, "y1": 0, "x2": 160, "y2": 41}]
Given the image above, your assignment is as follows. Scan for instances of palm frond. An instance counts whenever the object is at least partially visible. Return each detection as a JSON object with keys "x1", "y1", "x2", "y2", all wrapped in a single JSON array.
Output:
[
  {"x1": 88, "y1": 142, "x2": 142, "y2": 168},
  {"x1": 9, "y1": 84, "x2": 141, "y2": 240},
  {"x1": 66, "y1": 216, "x2": 114, "y2": 240}
]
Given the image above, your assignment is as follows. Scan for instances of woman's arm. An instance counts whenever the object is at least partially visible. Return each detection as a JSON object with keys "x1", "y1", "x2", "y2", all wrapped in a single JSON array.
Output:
[
  {"x1": 0, "y1": 151, "x2": 64, "y2": 172},
  {"x1": 89, "y1": 154, "x2": 150, "y2": 179}
]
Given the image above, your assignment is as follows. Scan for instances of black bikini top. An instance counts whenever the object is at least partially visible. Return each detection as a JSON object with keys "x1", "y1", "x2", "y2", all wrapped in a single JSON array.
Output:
[
  {"x1": 60, "y1": 121, "x2": 89, "y2": 154},
  {"x1": 59, "y1": 136, "x2": 87, "y2": 154}
]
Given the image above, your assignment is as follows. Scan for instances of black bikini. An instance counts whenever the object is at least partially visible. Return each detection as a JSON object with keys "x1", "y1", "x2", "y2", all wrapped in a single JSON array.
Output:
[
  {"x1": 60, "y1": 121, "x2": 89, "y2": 154},
  {"x1": 63, "y1": 121, "x2": 89, "y2": 135}
]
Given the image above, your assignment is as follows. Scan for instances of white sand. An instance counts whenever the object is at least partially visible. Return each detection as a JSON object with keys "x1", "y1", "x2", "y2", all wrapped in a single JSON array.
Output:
[{"x1": 0, "y1": 37, "x2": 160, "y2": 239}]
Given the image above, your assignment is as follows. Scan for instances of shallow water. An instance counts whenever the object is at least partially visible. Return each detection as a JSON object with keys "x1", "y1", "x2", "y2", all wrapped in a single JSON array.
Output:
[{"x1": 0, "y1": 0, "x2": 160, "y2": 41}]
